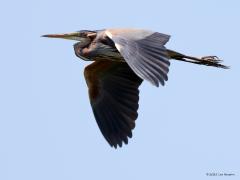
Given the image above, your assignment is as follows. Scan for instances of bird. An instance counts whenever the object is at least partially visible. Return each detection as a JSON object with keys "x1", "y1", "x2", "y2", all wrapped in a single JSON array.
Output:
[{"x1": 42, "y1": 28, "x2": 228, "y2": 148}]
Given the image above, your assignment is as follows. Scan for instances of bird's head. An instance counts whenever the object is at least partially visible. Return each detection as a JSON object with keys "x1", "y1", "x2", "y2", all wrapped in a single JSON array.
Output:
[{"x1": 42, "y1": 30, "x2": 97, "y2": 45}]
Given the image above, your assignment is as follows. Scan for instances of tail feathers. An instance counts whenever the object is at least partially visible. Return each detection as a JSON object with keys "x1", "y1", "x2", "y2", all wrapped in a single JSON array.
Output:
[{"x1": 167, "y1": 49, "x2": 229, "y2": 69}]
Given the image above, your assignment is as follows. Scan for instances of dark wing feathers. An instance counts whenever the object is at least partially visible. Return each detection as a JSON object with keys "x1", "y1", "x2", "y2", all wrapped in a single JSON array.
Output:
[
  {"x1": 106, "y1": 29, "x2": 171, "y2": 87},
  {"x1": 84, "y1": 61, "x2": 142, "y2": 148},
  {"x1": 82, "y1": 29, "x2": 171, "y2": 148}
]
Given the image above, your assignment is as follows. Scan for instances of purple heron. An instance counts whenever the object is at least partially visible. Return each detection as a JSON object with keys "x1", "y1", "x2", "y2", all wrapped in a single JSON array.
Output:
[{"x1": 42, "y1": 28, "x2": 228, "y2": 148}]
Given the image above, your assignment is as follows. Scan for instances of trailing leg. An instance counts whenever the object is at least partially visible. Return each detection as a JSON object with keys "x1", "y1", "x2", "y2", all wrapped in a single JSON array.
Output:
[{"x1": 167, "y1": 49, "x2": 229, "y2": 69}]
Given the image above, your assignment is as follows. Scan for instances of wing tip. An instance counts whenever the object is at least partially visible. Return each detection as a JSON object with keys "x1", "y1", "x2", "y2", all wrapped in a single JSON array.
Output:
[{"x1": 109, "y1": 134, "x2": 132, "y2": 149}]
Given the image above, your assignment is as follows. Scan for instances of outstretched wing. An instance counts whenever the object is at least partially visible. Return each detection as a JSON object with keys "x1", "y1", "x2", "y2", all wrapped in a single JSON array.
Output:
[
  {"x1": 105, "y1": 28, "x2": 171, "y2": 87},
  {"x1": 84, "y1": 61, "x2": 143, "y2": 148}
]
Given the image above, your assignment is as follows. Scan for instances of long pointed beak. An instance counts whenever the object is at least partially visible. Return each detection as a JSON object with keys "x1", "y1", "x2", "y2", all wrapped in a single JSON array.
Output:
[
  {"x1": 41, "y1": 32, "x2": 80, "y2": 41},
  {"x1": 42, "y1": 34, "x2": 69, "y2": 38}
]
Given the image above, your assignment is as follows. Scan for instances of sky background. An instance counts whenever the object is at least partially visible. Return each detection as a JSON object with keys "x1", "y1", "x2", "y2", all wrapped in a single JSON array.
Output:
[{"x1": 1, "y1": 0, "x2": 239, "y2": 179}]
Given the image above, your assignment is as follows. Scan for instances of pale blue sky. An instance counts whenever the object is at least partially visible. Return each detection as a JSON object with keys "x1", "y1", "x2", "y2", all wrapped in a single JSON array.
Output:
[{"x1": 1, "y1": 0, "x2": 239, "y2": 179}]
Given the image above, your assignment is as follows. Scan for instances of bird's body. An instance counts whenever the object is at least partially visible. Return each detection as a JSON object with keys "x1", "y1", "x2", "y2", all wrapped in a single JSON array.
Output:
[{"x1": 43, "y1": 28, "x2": 228, "y2": 148}]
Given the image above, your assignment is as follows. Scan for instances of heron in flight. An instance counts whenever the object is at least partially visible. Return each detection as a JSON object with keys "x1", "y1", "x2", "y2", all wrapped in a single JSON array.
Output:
[{"x1": 43, "y1": 28, "x2": 228, "y2": 148}]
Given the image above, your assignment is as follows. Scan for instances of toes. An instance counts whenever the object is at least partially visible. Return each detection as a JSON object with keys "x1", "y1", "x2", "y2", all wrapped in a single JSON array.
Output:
[{"x1": 201, "y1": 56, "x2": 221, "y2": 62}]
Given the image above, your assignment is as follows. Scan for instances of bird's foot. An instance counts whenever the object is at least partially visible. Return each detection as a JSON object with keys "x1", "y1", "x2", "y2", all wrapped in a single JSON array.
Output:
[
  {"x1": 200, "y1": 56, "x2": 222, "y2": 63},
  {"x1": 199, "y1": 55, "x2": 229, "y2": 69}
]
